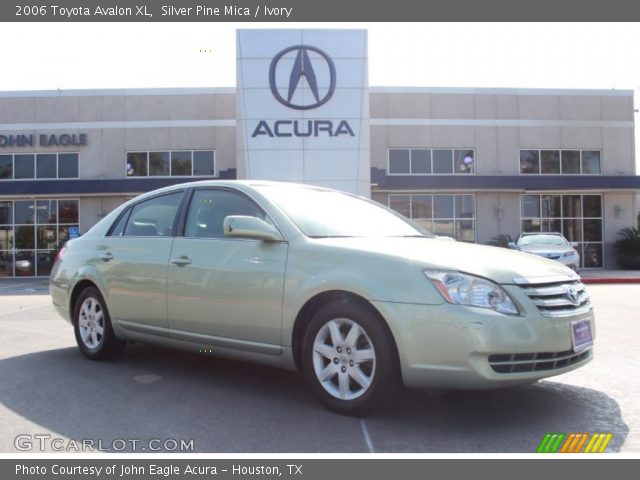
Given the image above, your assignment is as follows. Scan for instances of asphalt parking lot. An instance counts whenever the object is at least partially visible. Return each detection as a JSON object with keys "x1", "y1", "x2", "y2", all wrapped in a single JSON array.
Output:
[{"x1": 0, "y1": 281, "x2": 638, "y2": 453}]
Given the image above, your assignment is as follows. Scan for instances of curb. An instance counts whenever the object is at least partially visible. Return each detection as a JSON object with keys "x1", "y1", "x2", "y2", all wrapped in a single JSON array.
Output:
[{"x1": 582, "y1": 278, "x2": 640, "y2": 285}]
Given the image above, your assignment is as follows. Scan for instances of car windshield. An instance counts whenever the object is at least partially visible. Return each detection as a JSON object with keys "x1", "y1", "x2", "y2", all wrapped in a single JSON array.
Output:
[
  {"x1": 255, "y1": 185, "x2": 430, "y2": 238},
  {"x1": 519, "y1": 234, "x2": 568, "y2": 246}
]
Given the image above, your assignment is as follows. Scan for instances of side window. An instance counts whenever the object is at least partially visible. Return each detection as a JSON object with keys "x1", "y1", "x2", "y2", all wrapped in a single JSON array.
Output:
[
  {"x1": 122, "y1": 192, "x2": 183, "y2": 237},
  {"x1": 184, "y1": 189, "x2": 267, "y2": 239},
  {"x1": 108, "y1": 208, "x2": 131, "y2": 237}
]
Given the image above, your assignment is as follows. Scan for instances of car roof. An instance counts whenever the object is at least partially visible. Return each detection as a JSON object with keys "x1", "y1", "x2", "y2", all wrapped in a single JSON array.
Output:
[{"x1": 131, "y1": 179, "x2": 336, "y2": 201}]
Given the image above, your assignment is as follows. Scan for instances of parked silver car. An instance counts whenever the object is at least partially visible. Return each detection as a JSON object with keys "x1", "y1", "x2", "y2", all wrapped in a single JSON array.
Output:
[
  {"x1": 50, "y1": 181, "x2": 594, "y2": 415},
  {"x1": 511, "y1": 232, "x2": 580, "y2": 272}
]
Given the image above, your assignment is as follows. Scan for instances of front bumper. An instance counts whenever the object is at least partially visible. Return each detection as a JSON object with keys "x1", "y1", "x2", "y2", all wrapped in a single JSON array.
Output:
[
  {"x1": 371, "y1": 294, "x2": 595, "y2": 390},
  {"x1": 523, "y1": 251, "x2": 580, "y2": 271}
]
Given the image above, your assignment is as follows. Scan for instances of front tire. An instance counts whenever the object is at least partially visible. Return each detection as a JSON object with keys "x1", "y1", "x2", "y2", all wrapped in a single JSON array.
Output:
[
  {"x1": 301, "y1": 302, "x2": 399, "y2": 416},
  {"x1": 73, "y1": 287, "x2": 126, "y2": 360}
]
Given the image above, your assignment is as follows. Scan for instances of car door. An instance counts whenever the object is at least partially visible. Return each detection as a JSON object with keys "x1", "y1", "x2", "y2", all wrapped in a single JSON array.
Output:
[
  {"x1": 166, "y1": 188, "x2": 288, "y2": 353},
  {"x1": 96, "y1": 190, "x2": 185, "y2": 336}
]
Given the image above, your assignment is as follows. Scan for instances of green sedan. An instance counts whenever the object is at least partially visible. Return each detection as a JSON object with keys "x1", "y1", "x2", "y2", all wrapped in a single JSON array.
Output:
[{"x1": 50, "y1": 181, "x2": 595, "y2": 415}]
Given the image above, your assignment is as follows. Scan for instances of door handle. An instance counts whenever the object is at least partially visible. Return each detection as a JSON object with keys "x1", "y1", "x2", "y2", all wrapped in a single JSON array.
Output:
[
  {"x1": 170, "y1": 256, "x2": 192, "y2": 267},
  {"x1": 99, "y1": 252, "x2": 113, "y2": 262}
]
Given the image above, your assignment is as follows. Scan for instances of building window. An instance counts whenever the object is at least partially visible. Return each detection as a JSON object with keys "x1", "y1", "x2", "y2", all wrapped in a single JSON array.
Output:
[
  {"x1": 126, "y1": 150, "x2": 215, "y2": 178},
  {"x1": 0, "y1": 199, "x2": 79, "y2": 277},
  {"x1": 0, "y1": 155, "x2": 12, "y2": 179},
  {"x1": 58, "y1": 153, "x2": 79, "y2": 178},
  {"x1": 149, "y1": 152, "x2": 169, "y2": 176},
  {"x1": 389, "y1": 193, "x2": 476, "y2": 242},
  {"x1": 193, "y1": 151, "x2": 215, "y2": 176},
  {"x1": 520, "y1": 194, "x2": 603, "y2": 269},
  {"x1": 171, "y1": 151, "x2": 192, "y2": 176},
  {"x1": 36, "y1": 154, "x2": 57, "y2": 179},
  {"x1": 0, "y1": 153, "x2": 79, "y2": 180},
  {"x1": 388, "y1": 149, "x2": 474, "y2": 175},
  {"x1": 433, "y1": 150, "x2": 453, "y2": 174},
  {"x1": 520, "y1": 150, "x2": 601, "y2": 175},
  {"x1": 15, "y1": 155, "x2": 35, "y2": 179}
]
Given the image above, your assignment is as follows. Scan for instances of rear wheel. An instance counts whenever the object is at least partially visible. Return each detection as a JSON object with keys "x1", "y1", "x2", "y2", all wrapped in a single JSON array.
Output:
[
  {"x1": 301, "y1": 302, "x2": 399, "y2": 416},
  {"x1": 73, "y1": 287, "x2": 126, "y2": 360}
]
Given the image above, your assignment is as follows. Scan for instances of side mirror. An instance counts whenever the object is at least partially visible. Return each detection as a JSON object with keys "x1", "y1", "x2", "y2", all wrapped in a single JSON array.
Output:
[
  {"x1": 223, "y1": 216, "x2": 283, "y2": 242},
  {"x1": 507, "y1": 242, "x2": 516, "y2": 249},
  {"x1": 570, "y1": 242, "x2": 578, "y2": 248}
]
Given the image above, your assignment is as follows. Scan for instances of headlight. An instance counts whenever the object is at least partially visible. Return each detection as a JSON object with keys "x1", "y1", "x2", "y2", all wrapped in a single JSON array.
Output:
[
  {"x1": 563, "y1": 250, "x2": 577, "y2": 258},
  {"x1": 424, "y1": 270, "x2": 519, "y2": 315}
]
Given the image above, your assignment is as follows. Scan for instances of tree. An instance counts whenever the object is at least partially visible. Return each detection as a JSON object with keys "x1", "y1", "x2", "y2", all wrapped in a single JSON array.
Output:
[{"x1": 613, "y1": 227, "x2": 640, "y2": 269}]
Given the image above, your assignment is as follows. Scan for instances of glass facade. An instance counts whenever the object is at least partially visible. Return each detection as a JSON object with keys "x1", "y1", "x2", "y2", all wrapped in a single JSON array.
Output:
[
  {"x1": 126, "y1": 150, "x2": 215, "y2": 177},
  {"x1": 389, "y1": 194, "x2": 476, "y2": 242},
  {"x1": 520, "y1": 150, "x2": 601, "y2": 175},
  {"x1": 0, "y1": 153, "x2": 79, "y2": 180},
  {"x1": 0, "y1": 199, "x2": 79, "y2": 277},
  {"x1": 389, "y1": 149, "x2": 475, "y2": 175},
  {"x1": 520, "y1": 194, "x2": 603, "y2": 268}
]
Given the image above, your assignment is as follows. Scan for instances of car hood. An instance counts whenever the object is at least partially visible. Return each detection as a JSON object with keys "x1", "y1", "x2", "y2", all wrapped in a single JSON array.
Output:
[
  {"x1": 312, "y1": 237, "x2": 576, "y2": 284},
  {"x1": 519, "y1": 244, "x2": 574, "y2": 255}
]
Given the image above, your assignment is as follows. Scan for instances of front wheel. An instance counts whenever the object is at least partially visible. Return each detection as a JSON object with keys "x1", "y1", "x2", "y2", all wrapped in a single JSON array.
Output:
[
  {"x1": 73, "y1": 287, "x2": 126, "y2": 360},
  {"x1": 301, "y1": 302, "x2": 399, "y2": 416}
]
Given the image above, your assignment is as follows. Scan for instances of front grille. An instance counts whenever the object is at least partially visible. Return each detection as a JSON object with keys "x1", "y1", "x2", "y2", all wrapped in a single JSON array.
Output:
[
  {"x1": 514, "y1": 275, "x2": 592, "y2": 317},
  {"x1": 489, "y1": 348, "x2": 591, "y2": 374}
]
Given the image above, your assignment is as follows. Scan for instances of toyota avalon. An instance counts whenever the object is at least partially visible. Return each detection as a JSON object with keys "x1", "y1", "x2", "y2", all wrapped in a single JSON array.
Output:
[{"x1": 50, "y1": 181, "x2": 595, "y2": 415}]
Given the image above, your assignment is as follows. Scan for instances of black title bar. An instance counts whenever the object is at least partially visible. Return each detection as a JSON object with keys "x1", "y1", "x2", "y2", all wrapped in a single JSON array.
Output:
[
  {"x1": 2, "y1": 459, "x2": 640, "y2": 480},
  {"x1": 4, "y1": 0, "x2": 640, "y2": 21}
]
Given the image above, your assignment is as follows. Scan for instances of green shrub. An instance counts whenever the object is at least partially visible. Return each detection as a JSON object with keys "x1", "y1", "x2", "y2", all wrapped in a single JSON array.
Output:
[{"x1": 613, "y1": 227, "x2": 640, "y2": 269}]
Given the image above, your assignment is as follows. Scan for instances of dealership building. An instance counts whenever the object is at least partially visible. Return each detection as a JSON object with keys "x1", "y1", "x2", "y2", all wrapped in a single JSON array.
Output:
[{"x1": 1, "y1": 29, "x2": 639, "y2": 277}]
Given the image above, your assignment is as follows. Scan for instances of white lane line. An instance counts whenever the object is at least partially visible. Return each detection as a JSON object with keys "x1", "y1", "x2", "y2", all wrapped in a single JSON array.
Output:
[{"x1": 359, "y1": 418, "x2": 375, "y2": 453}]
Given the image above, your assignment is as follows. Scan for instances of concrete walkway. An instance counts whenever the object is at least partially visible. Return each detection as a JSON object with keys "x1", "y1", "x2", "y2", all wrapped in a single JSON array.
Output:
[
  {"x1": 0, "y1": 278, "x2": 50, "y2": 295},
  {"x1": 580, "y1": 269, "x2": 640, "y2": 284}
]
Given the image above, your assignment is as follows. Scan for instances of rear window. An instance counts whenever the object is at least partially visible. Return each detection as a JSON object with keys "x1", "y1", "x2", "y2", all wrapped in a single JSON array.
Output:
[{"x1": 109, "y1": 192, "x2": 183, "y2": 237}]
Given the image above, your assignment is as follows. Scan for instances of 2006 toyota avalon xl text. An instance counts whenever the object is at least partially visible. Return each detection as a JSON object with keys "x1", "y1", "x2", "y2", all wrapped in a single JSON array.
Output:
[{"x1": 50, "y1": 180, "x2": 595, "y2": 415}]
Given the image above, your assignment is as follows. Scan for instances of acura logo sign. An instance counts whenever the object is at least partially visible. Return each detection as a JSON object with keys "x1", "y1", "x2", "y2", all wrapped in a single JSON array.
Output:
[
  {"x1": 252, "y1": 44, "x2": 353, "y2": 138},
  {"x1": 269, "y1": 45, "x2": 336, "y2": 110}
]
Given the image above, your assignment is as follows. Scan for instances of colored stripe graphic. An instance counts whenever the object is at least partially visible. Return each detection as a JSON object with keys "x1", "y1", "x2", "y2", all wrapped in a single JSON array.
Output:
[
  {"x1": 537, "y1": 433, "x2": 565, "y2": 453},
  {"x1": 560, "y1": 433, "x2": 576, "y2": 453},
  {"x1": 561, "y1": 433, "x2": 587, "y2": 453},
  {"x1": 573, "y1": 433, "x2": 590, "y2": 453},
  {"x1": 538, "y1": 433, "x2": 613, "y2": 453},
  {"x1": 584, "y1": 433, "x2": 613, "y2": 453}
]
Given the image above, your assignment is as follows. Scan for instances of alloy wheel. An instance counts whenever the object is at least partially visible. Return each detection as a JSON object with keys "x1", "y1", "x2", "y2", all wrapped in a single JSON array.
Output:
[
  {"x1": 312, "y1": 318, "x2": 376, "y2": 401},
  {"x1": 78, "y1": 296, "x2": 105, "y2": 350}
]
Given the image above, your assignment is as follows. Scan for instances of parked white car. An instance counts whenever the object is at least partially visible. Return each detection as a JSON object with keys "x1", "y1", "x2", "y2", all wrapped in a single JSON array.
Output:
[{"x1": 511, "y1": 232, "x2": 580, "y2": 272}]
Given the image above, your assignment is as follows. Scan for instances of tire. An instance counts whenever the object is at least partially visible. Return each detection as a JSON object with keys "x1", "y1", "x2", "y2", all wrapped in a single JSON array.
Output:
[
  {"x1": 301, "y1": 301, "x2": 399, "y2": 416},
  {"x1": 73, "y1": 287, "x2": 126, "y2": 360}
]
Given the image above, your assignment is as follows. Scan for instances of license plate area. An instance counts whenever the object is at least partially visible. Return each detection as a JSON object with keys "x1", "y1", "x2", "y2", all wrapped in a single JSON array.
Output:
[{"x1": 571, "y1": 319, "x2": 593, "y2": 352}]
